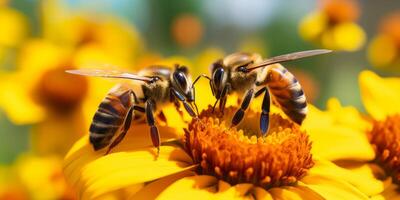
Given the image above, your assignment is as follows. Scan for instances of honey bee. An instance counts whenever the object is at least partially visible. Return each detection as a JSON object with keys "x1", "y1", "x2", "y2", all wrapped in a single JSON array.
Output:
[
  {"x1": 67, "y1": 65, "x2": 198, "y2": 154},
  {"x1": 193, "y1": 49, "x2": 331, "y2": 135}
]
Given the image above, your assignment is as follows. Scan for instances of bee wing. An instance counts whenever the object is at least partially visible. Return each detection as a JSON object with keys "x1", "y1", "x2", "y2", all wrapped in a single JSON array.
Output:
[
  {"x1": 247, "y1": 49, "x2": 332, "y2": 71},
  {"x1": 66, "y1": 69, "x2": 153, "y2": 82}
]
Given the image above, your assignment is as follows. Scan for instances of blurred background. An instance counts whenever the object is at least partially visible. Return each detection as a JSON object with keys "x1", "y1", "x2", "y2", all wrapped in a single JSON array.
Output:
[{"x1": 0, "y1": 0, "x2": 399, "y2": 199}]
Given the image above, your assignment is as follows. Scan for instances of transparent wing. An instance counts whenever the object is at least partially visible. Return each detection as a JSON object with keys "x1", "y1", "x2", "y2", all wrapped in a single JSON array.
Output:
[
  {"x1": 66, "y1": 69, "x2": 153, "y2": 82},
  {"x1": 247, "y1": 49, "x2": 332, "y2": 71}
]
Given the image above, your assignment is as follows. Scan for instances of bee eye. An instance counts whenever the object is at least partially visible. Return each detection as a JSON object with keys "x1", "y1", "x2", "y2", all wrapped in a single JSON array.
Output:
[
  {"x1": 173, "y1": 71, "x2": 188, "y2": 91},
  {"x1": 150, "y1": 76, "x2": 160, "y2": 83},
  {"x1": 213, "y1": 67, "x2": 225, "y2": 89},
  {"x1": 237, "y1": 66, "x2": 247, "y2": 73}
]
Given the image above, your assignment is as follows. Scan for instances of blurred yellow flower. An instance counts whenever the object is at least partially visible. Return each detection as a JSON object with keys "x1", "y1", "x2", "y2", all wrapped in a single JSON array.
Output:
[
  {"x1": 299, "y1": 0, "x2": 365, "y2": 51},
  {"x1": 0, "y1": 5, "x2": 29, "y2": 70},
  {"x1": 0, "y1": 39, "x2": 119, "y2": 155},
  {"x1": 0, "y1": 165, "x2": 28, "y2": 200},
  {"x1": 41, "y1": 0, "x2": 144, "y2": 70},
  {"x1": 0, "y1": 6, "x2": 28, "y2": 48},
  {"x1": 237, "y1": 37, "x2": 268, "y2": 58},
  {"x1": 0, "y1": 39, "x2": 72, "y2": 124},
  {"x1": 0, "y1": 154, "x2": 77, "y2": 200},
  {"x1": 368, "y1": 12, "x2": 400, "y2": 71},
  {"x1": 63, "y1": 77, "x2": 374, "y2": 199},
  {"x1": 193, "y1": 47, "x2": 225, "y2": 75}
]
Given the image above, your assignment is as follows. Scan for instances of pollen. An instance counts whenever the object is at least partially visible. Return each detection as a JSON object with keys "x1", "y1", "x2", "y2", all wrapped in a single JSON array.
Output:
[
  {"x1": 369, "y1": 114, "x2": 400, "y2": 184},
  {"x1": 184, "y1": 106, "x2": 314, "y2": 188}
]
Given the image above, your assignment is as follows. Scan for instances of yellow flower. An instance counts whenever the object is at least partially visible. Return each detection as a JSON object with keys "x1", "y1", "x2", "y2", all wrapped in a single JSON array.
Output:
[
  {"x1": 359, "y1": 71, "x2": 400, "y2": 199},
  {"x1": 0, "y1": 6, "x2": 28, "y2": 48},
  {"x1": 299, "y1": 0, "x2": 365, "y2": 51},
  {"x1": 41, "y1": 0, "x2": 144, "y2": 69},
  {"x1": 0, "y1": 164, "x2": 28, "y2": 200},
  {"x1": 63, "y1": 79, "x2": 374, "y2": 199},
  {"x1": 0, "y1": 39, "x2": 74, "y2": 124},
  {"x1": 193, "y1": 47, "x2": 225, "y2": 75},
  {"x1": 0, "y1": 5, "x2": 29, "y2": 70},
  {"x1": 0, "y1": 154, "x2": 77, "y2": 200},
  {"x1": 0, "y1": 39, "x2": 116, "y2": 155},
  {"x1": 367, "y1": 12, "x2": 400, "y2": 71},
  {"x1": 304, "y1": 70, "x2": 400, "y2": 199}
]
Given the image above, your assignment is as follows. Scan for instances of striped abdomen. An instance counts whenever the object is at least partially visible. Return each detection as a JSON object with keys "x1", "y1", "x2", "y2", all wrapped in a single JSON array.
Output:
[
  {"x1": 264, "y1": 65, "x2": 307, "y2": 124},
  {"x1": 90, "y1": 86, "x2": 133, "y2": 150}
]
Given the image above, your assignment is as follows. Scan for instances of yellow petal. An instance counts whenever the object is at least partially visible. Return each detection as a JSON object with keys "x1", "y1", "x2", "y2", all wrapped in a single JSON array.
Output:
[
  {"x1": 304, "y1": 102, "x2": 375, "y2": 161},
  {"x1": 73, "y1": 44, "x2": 132, "y2": 69},
  {"x1": 299, "y1": 11, "x2": 328, "y2": 41},
  {"x1": 306, "y1": 121, "x2": 375, "y2": 161},
  {"x1": 93, "y1": 184, "x2": 143, "y2": 200},
  {"x1": 306, "y1": 159, "x2": 384, "y2": 197},
  {"x1": 368, "y1": 35, "x2": 398, "y2": 69},
  {"x1": 64, "y1": 125, "x2": 193, "y2": 200},
  {"x1": 268, "y1": 185, "x2": 324, "y2": 200},
  {"x1": 326, "y1": 98, "x2": 371, "y2": 131},
  {"x1": 194, "y1": 47, "x2": 225, "y2": 75},
  {"x1": 130, "y1": 170, "x2": 195, "y2": 200},
  {"x1": 15, "y1": 154, "x2": 69, "y2": 200},
  {"x1": 156, "y1": 175, "x2": 218, "y2": 200},
  {"x1": 238, "y1": 38, "x2": 268, "y2": 58},
  {"x1": 18, "y1": 39, "x2": 68, "y2": 77},
  {"x1": 194, "y1": 80, "x2": 216, "y2": 112},
  {"x1": 0, "y1": 74, "x2": 46, "y2": 124},
  {"x1": 300, "y1": 174, "x2": 369, "y2": 200},
  {"x1": 64, "y1": 144, "x2": 194, "y2": 200},
  {"x1": 371, "y1": 183, "x2": 400, "y2": 200},
  {"x1": 359, "y1": 70, "x2": 400, "y2": 120},
  {"x1": 0, "y1": 7, "x2": 28, "y2": 47},
  {"x1": 156, "y1": 175, "x2": 272, "y2": 200},
  {"x1": 30, "y1": 110, "x2": 85, "y2": 156},
  {"x1": 331, "y1": 22, "x2": 366, "y2": 51},
  {"x1": 250, "y1": 187, "x2": 273, "y2": 200},
  {"x1": 303, "y1": 104, "x2": 335, "y2": 128},
  {"x1": 154, "y1": 56, "x2": 193, "y2": 70},
  {"x1": 215, "y1": 183, "x2": 255, "y2": 200}
]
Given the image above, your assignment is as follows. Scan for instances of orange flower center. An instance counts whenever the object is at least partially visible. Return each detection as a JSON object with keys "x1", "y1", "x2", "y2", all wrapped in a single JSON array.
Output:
[
  {"x1": 34, "y1": 66, "x2": 88, "y2": 112},
  {"x1": 321, "y1": 0, "x2": 360, "y2": 24},
  {"x1": 380, "y1": 13, "x2": 400, "y2": 47},
  {"x1": 369, "y1": 114, "x2": 400, "y2": 184},
  {"x1": 184, "y1": 106, "x2": 314, "y2": 188}
]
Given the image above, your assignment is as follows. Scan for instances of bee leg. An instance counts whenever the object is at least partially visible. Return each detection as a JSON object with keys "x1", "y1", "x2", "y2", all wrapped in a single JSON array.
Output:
[
  {"x1": 255, "y1": 87, "x2": 267, "y2": 98},
  {"x1": 192, "y1": 74, "x2": 212, "y2": 116},
  {"x1": 218, "y1": 83, "x2": 231, "y2": 116},
  {"x1": 145, "y1": 100, "x2": 160, "y2": 155},
  {"x1": 191, "y1": 86, "x2": 200, "y2": 116},
  {"x1": 170, "y1": 89, "x2": 188, "y2": 122},
  {"x1": 105, "y1": 105, "x2": 135, "y2": 154},
  {"x1": 212, "y1": 99, "x2": 219, "y2": 113},
  {"x1": 231, "y1": 88, "x2": 254, "y2": 127},
  {"x1": 260, "y1": 87, "x2": 271, "y2": 136},
  {"x1": 171, "y1": 88, "x2": 197, "y2": 118}
]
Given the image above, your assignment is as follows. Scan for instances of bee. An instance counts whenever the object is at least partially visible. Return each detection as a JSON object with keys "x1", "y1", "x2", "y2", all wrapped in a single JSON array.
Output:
[
  {"x1": 193, "y1": 49, "x2": 331, "y2": 135},
  {"x1": 67, "y1": 65, "x2": 198, "y2": 154}
]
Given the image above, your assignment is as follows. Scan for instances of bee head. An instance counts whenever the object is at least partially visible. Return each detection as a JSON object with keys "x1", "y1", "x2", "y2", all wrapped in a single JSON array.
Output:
[
  {"x1": 227, "y1": 52, "x2": 262, "y2": 72},
  {"x1": 172, "y1": 64, "x2": 194, "y2": 102}
]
